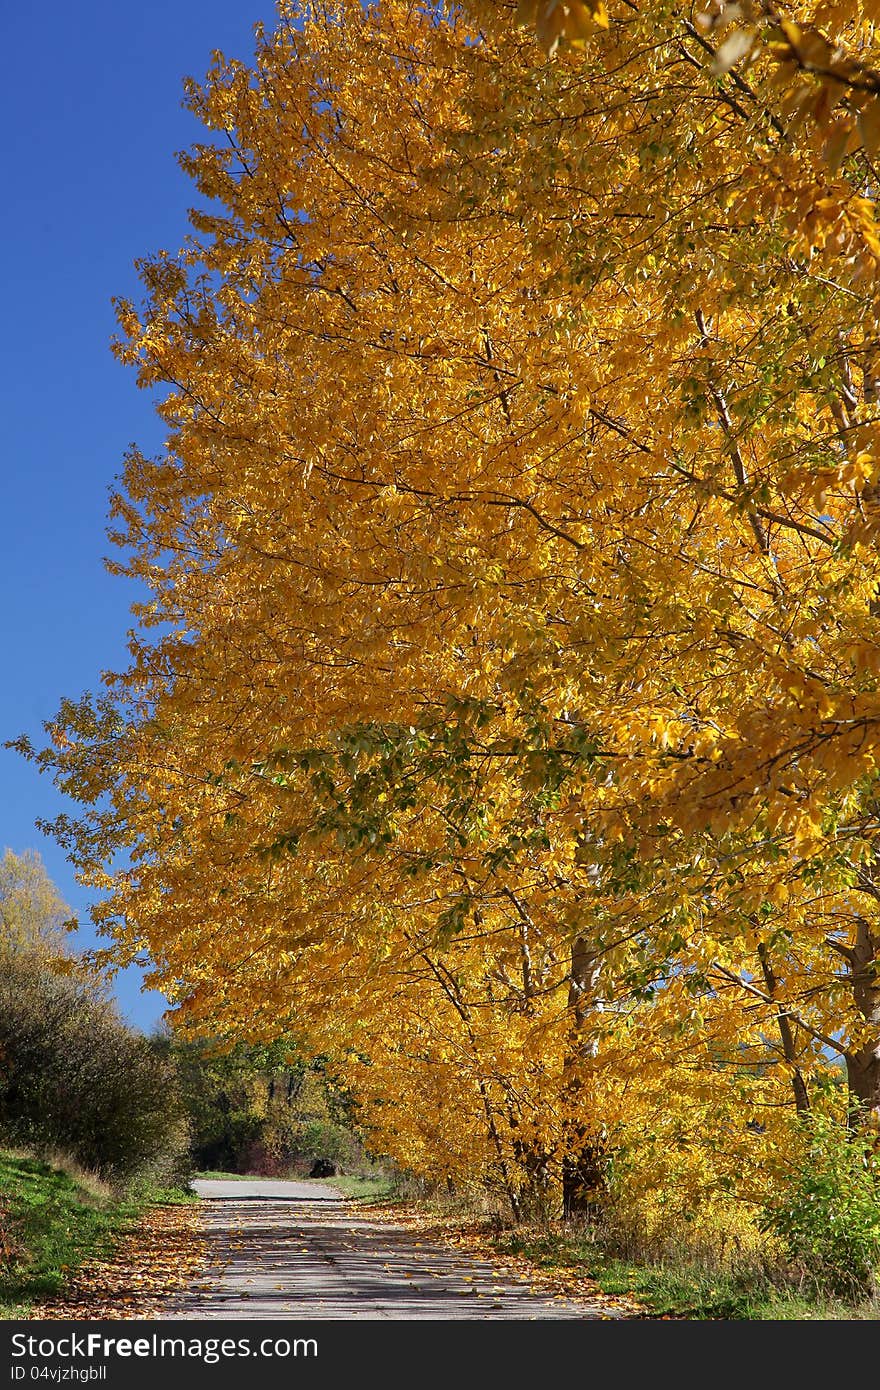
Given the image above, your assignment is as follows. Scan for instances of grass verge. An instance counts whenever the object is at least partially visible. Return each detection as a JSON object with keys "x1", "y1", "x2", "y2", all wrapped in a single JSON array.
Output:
[
  {"x1": 0, "y1": 1151, "x2": 190, "y2": 1317},
  {"x1": 496, "y1": 1228, "x2": 880, "y2": 1320},
  {"x1": 330, "y1": 1174, "x2": 400, "y2": 1201},
  {"x1": 191, "y1": 1170, "x2": 251, "y2": 1181}
]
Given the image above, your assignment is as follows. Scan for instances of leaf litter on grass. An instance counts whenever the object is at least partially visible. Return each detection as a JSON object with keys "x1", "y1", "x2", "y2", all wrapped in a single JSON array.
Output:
[{"x1": 31, "y1": 1205, "x2": 208, "y2": 1320}]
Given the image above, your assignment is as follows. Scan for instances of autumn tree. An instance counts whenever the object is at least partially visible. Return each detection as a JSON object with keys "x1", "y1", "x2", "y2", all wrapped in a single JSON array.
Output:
[
  {"x1": 462, "y1": 0, "x2": 880, "y2": 1125},
  {"x1": 0, "y1": 848, "x2": 74, "y2": 958},
  {"x1": 15, "y1": 0, "x2": 880, "y2": 1219}
]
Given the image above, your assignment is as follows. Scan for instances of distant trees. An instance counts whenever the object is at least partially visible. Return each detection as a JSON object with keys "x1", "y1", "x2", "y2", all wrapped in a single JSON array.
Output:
[
  {"x1": 172, "y1": 1037, "x2": 367, "y2": 1177},
  {"x1": 0, "y1": 849, "x2": 73, "y2": 959}
]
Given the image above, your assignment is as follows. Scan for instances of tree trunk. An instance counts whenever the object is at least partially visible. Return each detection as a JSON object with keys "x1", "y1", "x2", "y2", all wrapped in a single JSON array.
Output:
[
  {"x1": 562, "y1": 1136, "x2": 606, "y2": 1221},
  {"x1": 561, "y1": 935, "x2": 606, "y2": 1221},
  {"x1": 756, "y1": 942, "x2": 810, "y2": 1116},
  {"x1": 844, "y1": 918, "x2": 880, "y2": 1124}
]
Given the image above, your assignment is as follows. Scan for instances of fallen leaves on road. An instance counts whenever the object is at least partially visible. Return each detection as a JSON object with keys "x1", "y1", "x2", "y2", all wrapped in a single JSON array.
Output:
[
  {"x1": 364, "y1": 1204, "x2": 644, "y2": 1318},
  {"x1": 32, "y1": 1205, "x2": 209, "y2": 1320}
]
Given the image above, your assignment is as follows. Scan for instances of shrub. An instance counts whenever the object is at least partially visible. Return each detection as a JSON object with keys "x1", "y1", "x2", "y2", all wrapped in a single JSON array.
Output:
[
  {"x1": 760, "y1": 1112, "x2": 880, "y2": 1297},
  {"x1": 0, "y1": 948, "x2": 189, "y2": 1184}
]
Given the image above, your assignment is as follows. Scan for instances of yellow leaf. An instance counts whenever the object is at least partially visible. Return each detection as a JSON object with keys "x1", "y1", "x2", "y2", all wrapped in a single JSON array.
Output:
[
  {"x1": 535, "y1": 0, "x2": 566, "y2": 56},
  {"x1": 859, "y1": 97, "x2": 880, "y2": 154},
  {"x1": 824, "y1": 118, "x2": 858, "y2": 172},
  {"x1": 778, "y1": 19, "x2": 803, "y2": 51}
]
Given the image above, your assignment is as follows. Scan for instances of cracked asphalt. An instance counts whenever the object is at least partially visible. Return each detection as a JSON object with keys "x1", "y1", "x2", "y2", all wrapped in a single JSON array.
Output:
[{"x1": 164, "y1": 1179, "x2": 620, "y2": 1320}]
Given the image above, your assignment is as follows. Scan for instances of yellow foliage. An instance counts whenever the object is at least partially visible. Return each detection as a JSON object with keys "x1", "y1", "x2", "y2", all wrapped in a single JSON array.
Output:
[{"x1": 15, "y1": 0, "x2": 880, "y2": 1212}]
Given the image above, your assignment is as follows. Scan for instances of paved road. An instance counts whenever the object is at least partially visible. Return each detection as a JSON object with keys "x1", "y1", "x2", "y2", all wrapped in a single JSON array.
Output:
[
  {"x1": 166, "y1": 1180, "x2": 618, "y2": 1320},
  {"x1": 191, "y1": 1178, "x2": 346, "y2": 1202}
]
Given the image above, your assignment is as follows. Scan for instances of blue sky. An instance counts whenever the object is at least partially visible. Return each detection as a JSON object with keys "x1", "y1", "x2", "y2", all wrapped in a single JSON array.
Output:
[{"x1": 0, "y1": 1, "x2": 276, "y2": 1031}]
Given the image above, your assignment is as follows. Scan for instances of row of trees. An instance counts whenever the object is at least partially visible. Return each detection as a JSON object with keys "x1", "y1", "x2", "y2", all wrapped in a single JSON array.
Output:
[{"x1": 15, "y1": 0, "x2": 880, "y2": 1230}]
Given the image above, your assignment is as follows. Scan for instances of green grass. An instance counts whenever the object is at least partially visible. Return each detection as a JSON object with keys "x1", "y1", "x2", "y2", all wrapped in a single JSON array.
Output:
[
  {"x1": 0, "y1": 1152, "x2": 142, "y2": 1317},
  {"x1": 330, "y1": 1173, "x2": 399, "y2": 1201},
  {"x1": 0, "y1": 1151, "x2": 196, "y2": 1317},
  {"x1": 191, "y1": 1170, "x2": 252, "y2": 1181},
  {"x1": 495, "y1": 1229, "x2": 880, "y2": 1320},
  {"x1": 129, "y1": 1182, "x2": 199, "y2": 1206}
]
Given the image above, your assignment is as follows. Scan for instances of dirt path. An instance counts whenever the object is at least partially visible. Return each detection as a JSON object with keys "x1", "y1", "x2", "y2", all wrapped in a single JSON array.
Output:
[{"x1": 165, "y1": 1180, "x2": 623, "y2": 1320}]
